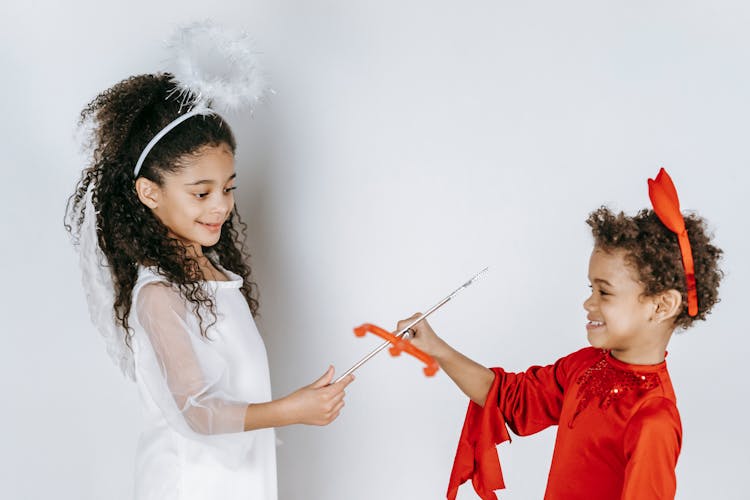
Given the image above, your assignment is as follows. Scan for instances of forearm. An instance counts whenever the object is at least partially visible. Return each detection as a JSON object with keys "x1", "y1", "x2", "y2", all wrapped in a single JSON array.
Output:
[
  {"x1": 433, "y1": 340, "x2": 495, "y2": 406},
  {"x1": 243, "y1": 398, "x2": 295, "y2": 431}
]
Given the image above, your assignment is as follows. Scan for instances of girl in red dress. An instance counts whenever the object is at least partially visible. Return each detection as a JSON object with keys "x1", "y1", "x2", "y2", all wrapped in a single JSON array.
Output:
[{"x1": 399, "y1": 170, "x2": 723, "y2": 500}]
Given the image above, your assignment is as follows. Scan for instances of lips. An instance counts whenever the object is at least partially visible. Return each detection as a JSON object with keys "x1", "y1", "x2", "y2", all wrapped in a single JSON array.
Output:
[
  {"x1": 198, "y1": 221, "x2": 223, "y2": 232},
  {"x1": 586, "y1": 320, "x2": 605, "y2": 330}
]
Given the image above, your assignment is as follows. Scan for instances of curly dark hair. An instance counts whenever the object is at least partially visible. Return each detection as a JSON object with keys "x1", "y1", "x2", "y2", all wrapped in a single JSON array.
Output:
[
  {"x1": 65, "y1": 73, "x2": 259, "y2": 344},
  {"x1": 586, "y1": 206, "x2": 723, "y2": 329}
]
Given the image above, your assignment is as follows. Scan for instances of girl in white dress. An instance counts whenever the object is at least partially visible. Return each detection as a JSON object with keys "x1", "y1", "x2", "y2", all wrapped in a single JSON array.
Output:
[{"x1": 65, "y1": 72, "x2": 354, "y2": 500}]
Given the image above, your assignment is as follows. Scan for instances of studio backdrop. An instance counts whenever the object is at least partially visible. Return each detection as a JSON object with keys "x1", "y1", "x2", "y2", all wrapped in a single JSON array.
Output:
[{"x1": 1, "y1": 1, "x2": 748, "y2": 499}]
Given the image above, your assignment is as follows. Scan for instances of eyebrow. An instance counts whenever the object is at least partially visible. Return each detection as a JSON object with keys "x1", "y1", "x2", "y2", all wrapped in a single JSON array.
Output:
[
  {"x1": 184, "y1": 173, "x2": 237, "y2": 186},
  {"x1": 592, "y1": 278, "x2": 613, "y2": 287}
]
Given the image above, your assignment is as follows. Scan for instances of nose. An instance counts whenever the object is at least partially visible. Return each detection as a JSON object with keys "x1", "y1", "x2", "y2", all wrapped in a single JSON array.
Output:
[
  {"x1": 583, "y1": 292, "x2": 595, "y2": 313},
  {"x1": 210, "y1": 192, "x2": 234, "y2": 218}
]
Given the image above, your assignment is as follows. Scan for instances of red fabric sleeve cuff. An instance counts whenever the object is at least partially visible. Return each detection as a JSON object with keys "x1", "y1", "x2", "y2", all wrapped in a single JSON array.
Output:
[{"x1": 447, "y1": 368, "x2": 511, "y2": 500}]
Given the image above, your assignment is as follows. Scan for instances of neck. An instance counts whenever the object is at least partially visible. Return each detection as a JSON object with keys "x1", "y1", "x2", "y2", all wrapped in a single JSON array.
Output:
[
  {"x1": 165, "y1": 230, "x2": 204, "y2": 258},
  {"x1": 186, "y1": 243, "x2": 204, "y2": 259},
  {"x1": 609, "y1": 348, "x2": 665, "y2": 365},
  {"x1": 610, "y1": 329, "x2": 673, "y2": 365},
  {"x1": 165, "y1": 233, "x2": 219, "y2": 279}
]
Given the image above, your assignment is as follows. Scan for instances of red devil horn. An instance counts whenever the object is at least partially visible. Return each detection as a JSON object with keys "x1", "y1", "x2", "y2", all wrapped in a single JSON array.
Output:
[
  {"x1": 648, "y1": 168, "x2": 685, "y2": 234},
  {"x1": 647, "y1": 168, "x2": 698, "y2": 317}
]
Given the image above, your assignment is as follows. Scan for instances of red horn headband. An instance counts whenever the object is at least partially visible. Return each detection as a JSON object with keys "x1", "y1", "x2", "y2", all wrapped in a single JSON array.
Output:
[{"x1": 647, "y1": 168, "x2": 698, "y2": 316}]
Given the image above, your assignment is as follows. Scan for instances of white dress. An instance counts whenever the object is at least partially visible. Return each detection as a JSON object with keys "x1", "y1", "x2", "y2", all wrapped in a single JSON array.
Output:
[{"x1": 130, "y1": 266, "x2": 277, "y2": 500}]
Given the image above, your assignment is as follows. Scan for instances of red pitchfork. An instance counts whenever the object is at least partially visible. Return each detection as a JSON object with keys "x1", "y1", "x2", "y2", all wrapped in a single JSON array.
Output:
[{"x1": 333, "y1": 268, "x2": 488, "y2": 383}]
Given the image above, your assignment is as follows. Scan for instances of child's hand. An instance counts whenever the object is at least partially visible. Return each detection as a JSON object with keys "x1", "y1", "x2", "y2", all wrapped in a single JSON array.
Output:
[
  {"x1": 396, "y1": 313, "x2": 448, "y2": 358},
  {"x1": 283, "y1": 366, "x2": 354, "y2": 426}
]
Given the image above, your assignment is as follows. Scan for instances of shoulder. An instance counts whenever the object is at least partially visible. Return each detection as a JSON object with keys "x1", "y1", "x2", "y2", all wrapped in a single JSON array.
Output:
[
  {"x1": 133, "y1": 267, "x2": 186, "y2": 316},
  {"x1": 624, "y1": 397, "x2": 682, "y2": 454},
  {"x1": 563, "y1": 346, "x2": 602, "y2": 363},
  {"x1": 137, "y1": 281, "x2": 177, "y2": 303},
  {"x1": 553, "y1": 347, "x2": 603, "y2": 385},
  {"x1": 629, "y1": 397, "x2": 681, "y2": 430},
  {"x1": 133, "y1": 266, "x2": 169, "y2": 293}
]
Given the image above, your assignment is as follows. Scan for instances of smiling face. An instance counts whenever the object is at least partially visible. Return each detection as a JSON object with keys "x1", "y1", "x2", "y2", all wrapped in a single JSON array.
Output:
[
  {"x1": 136, "y1": 143, "x2": 237, "y2": 256},
  {"x1": 583, "y1": 247, "x2": 661, "y2": 358}
]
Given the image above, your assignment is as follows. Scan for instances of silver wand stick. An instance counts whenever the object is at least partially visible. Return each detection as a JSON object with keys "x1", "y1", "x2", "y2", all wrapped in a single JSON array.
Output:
[{"x1": 333, "y1": 267, "x2": 488, "y2": 384}]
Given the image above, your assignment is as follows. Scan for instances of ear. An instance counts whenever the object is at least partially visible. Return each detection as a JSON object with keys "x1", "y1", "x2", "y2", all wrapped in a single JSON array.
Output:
[
  {"x1": 653, "y1": 289, "x2": 683, "y2": 324},
  {"x1": 135, "y1": 177, "x2": 161, "y2": 209}
]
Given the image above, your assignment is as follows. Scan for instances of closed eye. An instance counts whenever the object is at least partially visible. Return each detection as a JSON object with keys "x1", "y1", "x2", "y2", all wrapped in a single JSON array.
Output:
[
  {"x1": 224, "y1": 186, "x2": 237, "y2": 194},
  {"x1": 588, "y1": 284, "x2": 610, "y2": 296}
]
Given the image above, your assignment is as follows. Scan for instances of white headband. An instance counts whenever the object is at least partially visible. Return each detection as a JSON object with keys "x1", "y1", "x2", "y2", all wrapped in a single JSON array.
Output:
[{"x1": 133, "y1": 105, "x2": 215, "y2": 177}]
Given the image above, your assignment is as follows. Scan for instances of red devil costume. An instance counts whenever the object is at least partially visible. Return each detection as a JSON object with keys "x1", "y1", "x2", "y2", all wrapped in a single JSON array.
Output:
[
  {"x1": 448, "y1": 347, "x2": 681, "y2": 499},
  {"x1": 448, "y1": 169, "x2": 695, "y2": 499}
]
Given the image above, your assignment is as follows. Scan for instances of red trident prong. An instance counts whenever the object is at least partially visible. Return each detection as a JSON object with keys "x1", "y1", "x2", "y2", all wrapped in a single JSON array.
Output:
[
  {"x1": 333, "y1": 268, "x2": 488, "y2": 384},
  {"x1": 353, "y1": 323, "x2": 439, "y2": 377}
]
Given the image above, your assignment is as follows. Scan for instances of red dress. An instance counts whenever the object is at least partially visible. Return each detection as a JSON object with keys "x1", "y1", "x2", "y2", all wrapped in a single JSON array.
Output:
[{"x1": 448, "y1": 347, "x2": 682, "y2": 500}]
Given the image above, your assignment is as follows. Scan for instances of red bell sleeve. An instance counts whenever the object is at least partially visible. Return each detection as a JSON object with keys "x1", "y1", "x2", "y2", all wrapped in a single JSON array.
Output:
[{"x1": 447, "y1": 350, "x2": 584, "y2": 500}]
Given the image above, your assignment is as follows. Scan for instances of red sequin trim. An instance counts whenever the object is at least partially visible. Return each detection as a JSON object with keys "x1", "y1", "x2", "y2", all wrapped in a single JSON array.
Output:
[{"x1": 568, "y1": 352, "x2": 660, "y2": 428}]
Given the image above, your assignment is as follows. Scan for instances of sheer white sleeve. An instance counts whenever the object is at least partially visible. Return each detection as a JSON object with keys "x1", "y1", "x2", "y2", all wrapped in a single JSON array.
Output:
[{"x1": 134, "y1": 282, "x2": 249, "y2": 436}]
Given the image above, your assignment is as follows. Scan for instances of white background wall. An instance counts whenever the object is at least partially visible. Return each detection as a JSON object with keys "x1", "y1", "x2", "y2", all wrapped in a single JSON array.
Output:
[{"x1": 2, "y1": 1, "x2": 748, "y2": 499}]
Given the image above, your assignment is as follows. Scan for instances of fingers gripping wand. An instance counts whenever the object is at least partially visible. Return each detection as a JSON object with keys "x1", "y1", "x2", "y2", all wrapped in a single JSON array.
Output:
[{"x1": 333, "y1": 267, "x2": 488, "y2": 384}]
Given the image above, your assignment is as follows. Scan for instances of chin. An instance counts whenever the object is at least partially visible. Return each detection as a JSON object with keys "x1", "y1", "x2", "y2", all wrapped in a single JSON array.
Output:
[
  {"x1": 193, "y1": 230, "x2": 222, "y2": 247},
  {"x1": 200, "y1": 237, "x2": 222, "y2": 248},
  {"x1": 587, "y1": 332, "x2": 607, "y2": 350}
]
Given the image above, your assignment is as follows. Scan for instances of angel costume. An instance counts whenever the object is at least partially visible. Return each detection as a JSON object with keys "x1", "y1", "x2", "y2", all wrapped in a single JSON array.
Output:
[
  {"x1": 130, "y1": 265, "x2": 277, "y2": 500},
  {"x1": 71, "y1": 22, "x2": 277, "y2": 499}
]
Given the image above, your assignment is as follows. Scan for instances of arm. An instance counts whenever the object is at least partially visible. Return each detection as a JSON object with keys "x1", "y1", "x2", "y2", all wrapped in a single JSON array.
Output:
[
  {"x1": 397, "y1": 314, "x2": 494, "y2": 405},
  {"x1": 399, "y1": 313, "x2": 568, "y2": 435},
  {"x1": 621, "y1": 398, "x2": 682, "y2": 500},
  {"x1": 136, "y1": 283, "x2": 353, "y2": 435},
  {"x1": 243, "y1": 366, "x2": 352, "y2": 430},
  {"x1": 412, "y1": 316, "x2": 575, "y2": 500},
  {"x1": 430, "y1": 341, "x2": 495, "y2": 407}
]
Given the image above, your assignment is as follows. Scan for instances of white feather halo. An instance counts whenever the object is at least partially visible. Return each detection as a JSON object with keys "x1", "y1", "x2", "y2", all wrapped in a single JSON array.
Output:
[{"x1": 165, "y1": 20, "x2": 270, "y2": 113}]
